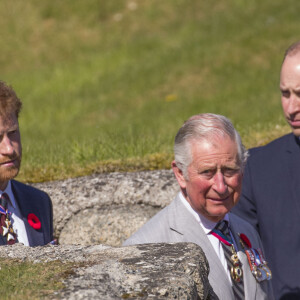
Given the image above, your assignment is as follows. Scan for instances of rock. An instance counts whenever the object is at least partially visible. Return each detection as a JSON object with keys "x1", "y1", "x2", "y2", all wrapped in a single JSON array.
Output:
[
  {"x1": 33, "y1": 170, "x2": 179, "y2": 246},
  {"x1": 0, "y1": 243, "x2": 218, "y2": 300},
  {"x1": 59, "y1": 205, "x2": 160, "y2": 246}
]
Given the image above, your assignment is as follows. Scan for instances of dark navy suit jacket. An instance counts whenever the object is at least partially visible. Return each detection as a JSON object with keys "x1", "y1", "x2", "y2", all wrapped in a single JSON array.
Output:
[
  {"x1": 232, "y1": 133, "x2": 300, "y2": 300},
  {"x1": 0, "y1": 180, "x2": 53, "y2": 246}
]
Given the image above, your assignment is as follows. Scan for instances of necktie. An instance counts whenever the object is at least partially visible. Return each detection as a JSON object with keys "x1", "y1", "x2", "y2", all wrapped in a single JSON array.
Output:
[
  {"x1": 0, "y1": 193, "x2": 17, "y2": 245},
  {"x1": 212, "y1": 220, "x2": 244, "y2": 300}
]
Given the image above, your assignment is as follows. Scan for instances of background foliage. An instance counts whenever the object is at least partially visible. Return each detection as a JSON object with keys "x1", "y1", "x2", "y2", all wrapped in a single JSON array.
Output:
[{"x1": 0, "y1": 0, "x2": 298, "y2": 182}]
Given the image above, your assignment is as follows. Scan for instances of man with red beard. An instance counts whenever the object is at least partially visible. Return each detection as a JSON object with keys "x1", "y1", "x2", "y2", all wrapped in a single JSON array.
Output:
[{"x1": 0, "y1": 81, "x2": 53, "y2": 246}]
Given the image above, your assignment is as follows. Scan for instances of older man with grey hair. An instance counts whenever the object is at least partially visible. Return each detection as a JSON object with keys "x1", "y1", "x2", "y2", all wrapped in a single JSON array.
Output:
[{"x1": 124, "y1": 113, "x2": 273, "y2": 300}]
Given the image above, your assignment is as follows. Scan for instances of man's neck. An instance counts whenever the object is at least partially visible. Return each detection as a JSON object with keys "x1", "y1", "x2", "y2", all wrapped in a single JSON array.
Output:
[{"x1": 0, "y1": 180, "x2": 9, "y2": 192}]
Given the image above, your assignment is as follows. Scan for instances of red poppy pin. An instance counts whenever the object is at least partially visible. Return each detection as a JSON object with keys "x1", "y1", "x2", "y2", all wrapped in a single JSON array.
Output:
[
  {"x1": 27, "y1": 213, "x2": 41, "y2": 230},
  {"x1": 239, "y1": 233, "x2": 252, "y2": 248}
]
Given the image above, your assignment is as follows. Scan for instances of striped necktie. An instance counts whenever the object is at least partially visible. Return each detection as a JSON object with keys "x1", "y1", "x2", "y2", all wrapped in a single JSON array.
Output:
[
  {"x1": 0, "y1": 193, "x2": 17, "y2": 245},
  {"x1": 212, "y1": 220, "x2": 244, "y2": 300}
]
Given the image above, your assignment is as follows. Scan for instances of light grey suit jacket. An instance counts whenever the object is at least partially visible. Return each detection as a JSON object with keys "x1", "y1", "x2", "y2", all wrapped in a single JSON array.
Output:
[{"x1": 123, "y1": 193, "x2": 274, "y2": 300}]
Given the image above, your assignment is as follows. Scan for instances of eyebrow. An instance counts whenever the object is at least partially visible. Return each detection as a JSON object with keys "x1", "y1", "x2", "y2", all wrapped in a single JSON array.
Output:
[
  {"x1": 0, "y1": 124, "x2": 19, "y2": 135},
  {"x1": 279, "y1": 85, "x2": 300, "y2": 92}
]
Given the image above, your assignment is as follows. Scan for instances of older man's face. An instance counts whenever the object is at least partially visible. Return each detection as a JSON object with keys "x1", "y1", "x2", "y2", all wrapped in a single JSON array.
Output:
[{"x1": 173, "y1": 137, "x2": 242, "y2": 222}]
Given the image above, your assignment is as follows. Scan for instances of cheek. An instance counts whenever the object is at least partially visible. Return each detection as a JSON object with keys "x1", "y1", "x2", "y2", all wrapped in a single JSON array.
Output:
[
  {"x1": 13, "y1": 140, "x2": 22, "y2": 153},
  {"x1": 281, "y1": 99, "x2": 289, "y2": 114},
  {"x1": 187, "y1": 178, "x2": 210, "y2": 196},
  {"x1": 229, "y1": 176, "x2": 242, "y2": 199}
]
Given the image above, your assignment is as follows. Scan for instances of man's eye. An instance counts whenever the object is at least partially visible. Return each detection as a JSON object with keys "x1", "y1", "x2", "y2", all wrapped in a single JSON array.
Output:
[
  {"x1": 200, "y1": 170, "x2": 215, "y2": 177},
  {"x1": 8, "y1": 130, "x2": 17, "y2": 137},
  {"x1": 223, "y1": 169, "x2": 239, "y2": 177},
  {"x1": 281, "y1": 90, "x2": 290, "y2": 98}
]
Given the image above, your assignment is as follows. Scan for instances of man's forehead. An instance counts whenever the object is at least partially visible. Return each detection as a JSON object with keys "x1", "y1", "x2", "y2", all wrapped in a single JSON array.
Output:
[
  {"x1": 0, "y1": 114, "x2": 19, "y2": 128},
  {"x1": 190, "y1": 135, "x2": 237, "y2": 149},
  {"x1": 190, "y1": 137, "x2": 239, "y2": 160}
]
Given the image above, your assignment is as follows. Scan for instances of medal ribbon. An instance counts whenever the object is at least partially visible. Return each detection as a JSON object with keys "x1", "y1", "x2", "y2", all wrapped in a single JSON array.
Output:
[
  {"x1": 211, "y1": 221, "x2": 245, "y2": 298},
  {"x1": 0, "y1": 205, "x2": 11, "y2": 216},
  {"x1": 0, "y1": 205, "x2": 6, "y2": 215},
  {"x1": 211, "y1": 228, "x2": 232, "y2": 246},
  {"x1": 245, "y1": 248, "x2": 272, "y2": 282}
]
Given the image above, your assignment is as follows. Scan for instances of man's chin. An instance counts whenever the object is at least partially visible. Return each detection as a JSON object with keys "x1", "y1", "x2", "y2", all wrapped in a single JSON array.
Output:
[
  {"x1": 207, "y1": 206, "x2": 232, "y2": 221},
  {"x1": 207, "y1": 210, "x2": 229, "y2": 222},
  {"x1": 0, "y1": 167, "x2": 20, "y2": 183},
  {"x1": 291, "y1": 127, "x2": 300, "y2": 137}
]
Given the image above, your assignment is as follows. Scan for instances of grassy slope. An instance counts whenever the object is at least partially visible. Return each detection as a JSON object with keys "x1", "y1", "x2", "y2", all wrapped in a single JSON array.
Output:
[
  {"x1": 0, "y1": 258, "x2": 77, "y2": 299},
  {"x1": 0, "y1": 0, "x2": 299, "y2": 182}
]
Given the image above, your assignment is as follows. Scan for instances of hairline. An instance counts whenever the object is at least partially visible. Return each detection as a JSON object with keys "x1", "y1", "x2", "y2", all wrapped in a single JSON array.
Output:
[{"x1": 173, "y1": 114, "x2": 247, "y2": 179}]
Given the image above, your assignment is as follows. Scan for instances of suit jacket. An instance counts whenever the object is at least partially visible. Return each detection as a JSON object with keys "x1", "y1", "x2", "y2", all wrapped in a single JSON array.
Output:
[
  {"x1": 124, "y1": 194, "x2": 273, "y2": 300},
  {"x1": 0, "y1": 180, "x2": 53, "y2": 246},
  {"x1": 232, "y1": 133, "x2": 300, "y2": 300}
]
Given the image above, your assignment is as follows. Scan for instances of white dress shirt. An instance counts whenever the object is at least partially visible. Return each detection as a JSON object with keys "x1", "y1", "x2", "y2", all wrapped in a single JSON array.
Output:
[
  {"x1": 1, "y1": 181, "x2": 29, "y2": 246},
  {"x1": 179, "y1": 192, "x2": 233, "y2": 283}
]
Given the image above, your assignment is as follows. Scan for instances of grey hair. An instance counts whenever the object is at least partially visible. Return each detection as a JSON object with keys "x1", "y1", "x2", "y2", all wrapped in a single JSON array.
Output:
[{"x1": 174, "y1": 113, "x2": 248, "y2": 178}]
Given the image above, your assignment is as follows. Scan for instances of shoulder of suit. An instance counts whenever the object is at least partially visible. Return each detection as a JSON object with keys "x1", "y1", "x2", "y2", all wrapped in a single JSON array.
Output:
[
  {"x1": 247, "y1": 133, "x2": 294, "y2": 163},
  {"x1": 11, "y1": 180, "x2": 50, "y2": 199},
  {"x1": 249, "y1": 133, "x2": 293, "y2": 154}
]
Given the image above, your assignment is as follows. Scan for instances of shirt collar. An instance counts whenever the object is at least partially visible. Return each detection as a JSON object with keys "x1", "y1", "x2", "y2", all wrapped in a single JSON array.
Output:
[
  {"x1": 0, "y1": 181, "x2": 16, "y2": 208},
  {"x1": 178, "y1": 191, "x2": 229, "y2": 234}
]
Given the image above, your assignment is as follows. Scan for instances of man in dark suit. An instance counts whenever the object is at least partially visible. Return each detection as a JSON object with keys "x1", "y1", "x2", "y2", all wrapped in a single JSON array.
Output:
[
  {"x1": 0, "y1": 81, "x2": 53, "y2": 246},
  {"x1": 232, "y1": 41, "x2": 300, "y2": 299},
  {"x1": 124, "y1": 113, "x2": 273, "y2": 299}
]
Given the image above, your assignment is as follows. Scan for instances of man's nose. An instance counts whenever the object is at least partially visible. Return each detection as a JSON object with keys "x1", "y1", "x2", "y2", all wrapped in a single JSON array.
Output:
[
  {"x1": 212, "y1": 172, "x2": 227, "y2": 194},
  {"x1": 287, "y1": 94, "x2": 300, "y2": 115},
  {"x1": 0, "y1": 135, "x2": 14, "y2": 155}
]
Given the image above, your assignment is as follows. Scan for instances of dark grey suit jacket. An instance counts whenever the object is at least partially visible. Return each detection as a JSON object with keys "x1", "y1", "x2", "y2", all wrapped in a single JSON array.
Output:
[
  {"x1": 0, "y1": 180, "x2": 53, "y2": 246},
  {"x1": 124, "y1": 194, "x2": 274, "y2": 300},
  {"x1": 233, "y1": 133, "x2": 300, "y2": 300}
]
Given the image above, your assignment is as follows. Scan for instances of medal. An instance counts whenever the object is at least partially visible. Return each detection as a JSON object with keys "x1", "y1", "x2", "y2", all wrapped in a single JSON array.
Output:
[
  {"x1": 211, "y1": 223, "x2": 244, "y2": 282},
  {"x1": 239, "y1": 232, "x2": 272, "y2": 282},
  {"x1": 230, "y1": 245, "x2": 243, "y2": 282},
  {"x1": 0, "y1": 210, "x2": 17, "y2": 244},
  {"x1": 245, "y1": 248, "x2": 272, "y2": 282}
]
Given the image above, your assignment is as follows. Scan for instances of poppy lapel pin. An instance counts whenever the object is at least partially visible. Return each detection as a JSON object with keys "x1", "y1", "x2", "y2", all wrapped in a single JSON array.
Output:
[{"x1": 27, "y1": 213, "x2": 41, "y2": 230}]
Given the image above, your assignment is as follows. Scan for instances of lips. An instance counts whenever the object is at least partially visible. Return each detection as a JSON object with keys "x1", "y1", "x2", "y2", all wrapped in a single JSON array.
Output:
[
  {"x1": 209, "y1": 196, "x2": 230, "y2": 202},
  {"x1": 0, "y1": 158, "x2": 18, "y2": 166},
  {"x1": 289, "y1": 119, "x2": 300, "y2": 127}
]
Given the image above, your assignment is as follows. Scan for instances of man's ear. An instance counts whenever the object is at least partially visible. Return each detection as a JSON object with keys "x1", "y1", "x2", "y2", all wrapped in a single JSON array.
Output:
[{"x1": 171, "y1": 160, "x2": 187, "y2": 189}]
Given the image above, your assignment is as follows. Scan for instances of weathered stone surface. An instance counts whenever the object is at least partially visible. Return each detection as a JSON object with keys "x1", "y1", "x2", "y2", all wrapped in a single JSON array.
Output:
[
  {"x1": 59, "y1": 205, "x2": 160, "y2": 246},
  {"x1": 20, "y1": 171, "x2": 220, "y2": 299},
  {"x1": 32, "y1": 170, "x2": 179, "y2": 246},
  {"x1": 0, "y1": 243, "x2": 218, "y2": 300}
]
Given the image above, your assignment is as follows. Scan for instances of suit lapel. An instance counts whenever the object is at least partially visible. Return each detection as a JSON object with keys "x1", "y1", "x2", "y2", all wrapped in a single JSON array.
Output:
[
  {"x1": 11, "y1": 181, "x2": 44, "y2": 246},
  {"x1": 169, "y1": 195, "x2": 234, "y2": 298}
]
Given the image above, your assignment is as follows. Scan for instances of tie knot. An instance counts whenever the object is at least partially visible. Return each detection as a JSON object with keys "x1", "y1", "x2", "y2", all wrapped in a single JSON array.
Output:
[
  {"x1": 0, "y1": 193, "x2": 10, "y2": 210},
  {"x1": 215, "y1": 220, "x2": 230, "y2": 238}
]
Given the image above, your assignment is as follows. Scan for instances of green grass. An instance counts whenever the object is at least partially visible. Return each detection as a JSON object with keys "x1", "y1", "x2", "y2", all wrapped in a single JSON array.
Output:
[
  {"x1": 0, "y1": 258, "x2": 78, "y2": 299},
  {"x1": 0, "y1": 0, "x2": 298, "y2": 182}
]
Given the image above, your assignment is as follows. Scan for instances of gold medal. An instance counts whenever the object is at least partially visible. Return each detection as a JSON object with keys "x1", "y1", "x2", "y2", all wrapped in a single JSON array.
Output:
[{"x1": 230, "y1": 246, "x2": 243, "y2": 282}]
